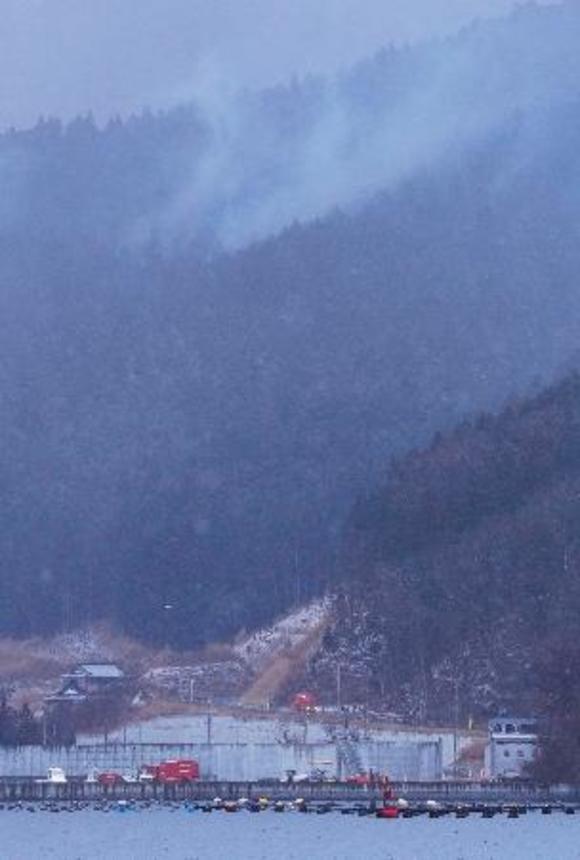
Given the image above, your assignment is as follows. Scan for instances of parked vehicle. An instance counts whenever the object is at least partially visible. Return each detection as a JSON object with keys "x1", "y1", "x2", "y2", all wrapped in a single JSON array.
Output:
[
  {"x1": 282, "y1": 767, "x2": 337, "y2": 784},
  {"x1": 136, "y1": 767, "x2": 155, "y2": 783},
  {"x1": 288, "y1": 772, "x2": 311, "y2": 784},
  {"x1": 345, "y1": 772, "x2": 373, "y2": 787},
  {"x1": 140, "y1": 759, "x2": 200, "y2": 784},
  {"x1": 35, "y1": 767, "x2": 67, "y2": 784},
  {"x1": 97, "y1": 771, "x2": 125, "y2": 786},
  {"x1": 345, "y1": 771, "x2": 390, "y2": 788},
  {"x1": 120, "y1": 771, "x2": 139, "y2": 783},
  {"x1": 292, "y1": 691, "x2": 318, "y2": 713}
]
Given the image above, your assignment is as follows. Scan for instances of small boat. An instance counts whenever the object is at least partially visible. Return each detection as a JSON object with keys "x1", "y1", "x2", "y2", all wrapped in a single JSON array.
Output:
[{"x1": 376, "y1": 805, "x2": 399, "y2": 819}]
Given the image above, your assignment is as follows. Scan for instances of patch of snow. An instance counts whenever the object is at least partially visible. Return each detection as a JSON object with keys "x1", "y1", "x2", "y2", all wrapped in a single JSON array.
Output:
[{"x1": 234, "y1": 599, "x2": 330, "y2": 674}]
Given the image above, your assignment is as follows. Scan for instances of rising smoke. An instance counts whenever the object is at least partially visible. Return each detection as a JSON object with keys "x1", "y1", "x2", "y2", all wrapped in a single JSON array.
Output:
[{"x1": 149, "y1": 2, "x2": 576, "y2": 251}]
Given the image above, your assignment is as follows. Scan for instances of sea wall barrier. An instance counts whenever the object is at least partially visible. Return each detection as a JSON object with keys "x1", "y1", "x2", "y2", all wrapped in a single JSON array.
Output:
[
  {"x1": 0, "y1": 740, "x2": 443, "y2": 782},
  {"x1": 0, "y1": 779, "x2": 579, "y2": 805}
]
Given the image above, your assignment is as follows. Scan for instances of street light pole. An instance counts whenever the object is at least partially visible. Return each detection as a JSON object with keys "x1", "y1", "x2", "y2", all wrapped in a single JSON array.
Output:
[
  {"x1": 163, "y1": 603, "x2": 174, "y2": 649},
  {"x1": 206, "y1": 698, "x2": 212, "y2": 745},
  {"x1": 453, "y1": 679, "x2": 459, "y2": 767}
]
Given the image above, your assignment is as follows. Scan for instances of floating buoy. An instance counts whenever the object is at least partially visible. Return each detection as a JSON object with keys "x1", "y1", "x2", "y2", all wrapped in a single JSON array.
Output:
[{"x1": 376, "y1": 805, "x2": 399, "y2": 819}]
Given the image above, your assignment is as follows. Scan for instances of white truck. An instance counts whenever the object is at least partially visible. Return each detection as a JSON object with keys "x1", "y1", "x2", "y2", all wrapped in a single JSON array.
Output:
[{"x1": 36, "y1": 767, "x2": 67, "y2": 784}]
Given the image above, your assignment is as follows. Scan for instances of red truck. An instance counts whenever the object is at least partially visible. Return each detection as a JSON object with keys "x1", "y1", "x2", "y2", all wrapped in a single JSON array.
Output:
[
  {"x1": 97, "y1": 771, "x2": 125, "y2": 786},
  {"x1": 141, "y1": 759, "x2": 200, "y2": 784},
  {"x1": 345, "y1": 771, "x2": 390, "y2": 789}
]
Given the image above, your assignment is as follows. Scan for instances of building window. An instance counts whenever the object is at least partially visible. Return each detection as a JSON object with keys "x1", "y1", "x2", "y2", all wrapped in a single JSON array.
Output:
[
  {"x1": 503, "y1": 750, "x2": 510, "y2": 757},
  {"x1": 505, "y1": 724, "x2": 516, "y2": 734}
]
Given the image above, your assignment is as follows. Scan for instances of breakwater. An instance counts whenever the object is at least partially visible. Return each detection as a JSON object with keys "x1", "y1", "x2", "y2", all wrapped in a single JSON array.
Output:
[{"x1": 1, "y1": 779, "x2": 579, "y2": 804}]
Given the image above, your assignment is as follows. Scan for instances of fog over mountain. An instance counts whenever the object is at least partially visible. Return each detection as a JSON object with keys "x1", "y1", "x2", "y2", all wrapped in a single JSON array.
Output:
[
  {"x1": 0, "y1": 0, "x2": 558, "y2": 130},
  {"x1": 0, "y1": 2, "x2": 579, "y2": 649},
  {"x1": 0, "y1": 2, "x2": 575, "y2": 252}
]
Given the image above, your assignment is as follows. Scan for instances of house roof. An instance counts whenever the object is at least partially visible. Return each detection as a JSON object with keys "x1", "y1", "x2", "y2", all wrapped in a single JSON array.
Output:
[
  {"x1": 61, "y1": 687, "x2": 87, "y2": 698},
  {"x1": 45, "y1": 686, "x2": 88, "y2": 703},
  {"x1": 70, "y1": 663, "x2": 125, "y2": 679},
  {"x1": 489, "y1": 716, "x2": 537, "y2": 724}
]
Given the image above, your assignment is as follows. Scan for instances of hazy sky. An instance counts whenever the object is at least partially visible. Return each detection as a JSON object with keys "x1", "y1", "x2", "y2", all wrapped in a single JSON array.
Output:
[{"x1": 0, "y1": 0, "x2": 559, "y2": 130}]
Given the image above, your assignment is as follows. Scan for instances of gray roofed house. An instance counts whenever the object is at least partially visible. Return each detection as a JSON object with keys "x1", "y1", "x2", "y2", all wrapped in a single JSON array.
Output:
[
  {"x1": 67, "y1": 663, "x2": 125, "y2": 680},
  {"x1": 60, "y1": 662, "x2": 126, "y2": 694},
  {"x1": 43, "y1": 661, "x2": 129, "y2": 746},
  {"x1": 45, "y1": 681, "x2": 88, "y2": 705}
]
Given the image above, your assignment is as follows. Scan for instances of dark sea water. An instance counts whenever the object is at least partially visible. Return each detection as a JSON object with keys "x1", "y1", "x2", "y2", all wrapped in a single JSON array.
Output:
[{"x1": 3, "y1": 808, "x2": 580, "y2": 860}]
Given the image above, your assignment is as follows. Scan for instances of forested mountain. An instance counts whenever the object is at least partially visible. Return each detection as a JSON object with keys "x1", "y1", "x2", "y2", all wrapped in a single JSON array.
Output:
[
  {"x1": 319, "y1": 373, "x2": 580, "y2": 725},
  {"x1": 2, "y1": 3, "x2": 580, "y2": 647}
]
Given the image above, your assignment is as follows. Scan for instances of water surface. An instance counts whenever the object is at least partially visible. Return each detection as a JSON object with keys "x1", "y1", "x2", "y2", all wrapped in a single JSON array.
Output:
[{"x1": 5, "y1": 808, "x2": 580, "y2": 860}]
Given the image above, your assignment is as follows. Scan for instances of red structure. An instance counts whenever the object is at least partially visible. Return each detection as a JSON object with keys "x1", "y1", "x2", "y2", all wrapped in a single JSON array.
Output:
[
  {"x1": 143, "y1": 759, "x2": 200, "y2": 783},
  {"x1": 345, "y1": 771, "x2": 391, "y2": 789},
  {"x1": 376, "y1": 777, "x2": 398, "y2": 818},
  {"x1": 97, "y1": 772, "x2": 124, "y2": 786},
  {"x1": 292, "y1": 691, "x2": 317, "y2": 712}
]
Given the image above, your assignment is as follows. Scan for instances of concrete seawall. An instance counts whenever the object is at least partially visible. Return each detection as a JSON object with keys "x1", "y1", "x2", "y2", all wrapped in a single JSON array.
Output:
[{"x1": 0, "y1": 740, "x2": 443, "y2": 781}]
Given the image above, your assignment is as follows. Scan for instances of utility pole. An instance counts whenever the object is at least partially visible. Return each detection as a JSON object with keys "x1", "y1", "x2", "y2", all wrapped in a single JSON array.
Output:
[
  {"x1": 294, "y1": 547, "x2": 300, "y2": 606},
  {"x1": 206, "y1": 698, "x2": 212, "y2": 745},
  {"x1": 453, "y1": 679, "x2": 459, "y2": 768},
  {"x1": 163, "y1": 603, "x2": 173, "y2": 650},
  {"x1": 336, "y1": 664, "x2": 342, "y2": 710}
]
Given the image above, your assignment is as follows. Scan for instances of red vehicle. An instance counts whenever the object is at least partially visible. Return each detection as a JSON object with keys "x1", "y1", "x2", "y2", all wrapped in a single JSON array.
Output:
[
  {"x1": 142, "y1": 759, "x2": 200, "y2": 784},
  {"x1": 346, "y1": 771, "x2": 390, "y2": 789},
  {"x1": 292, "y1": 691, "x2": 317, "y2": 712},
  {"x1": 97, "y1": 771, "x2": 124, "y2": 786},
  {"x1": 345, "y1": 772, "x2": 373, "y2": 787}
]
